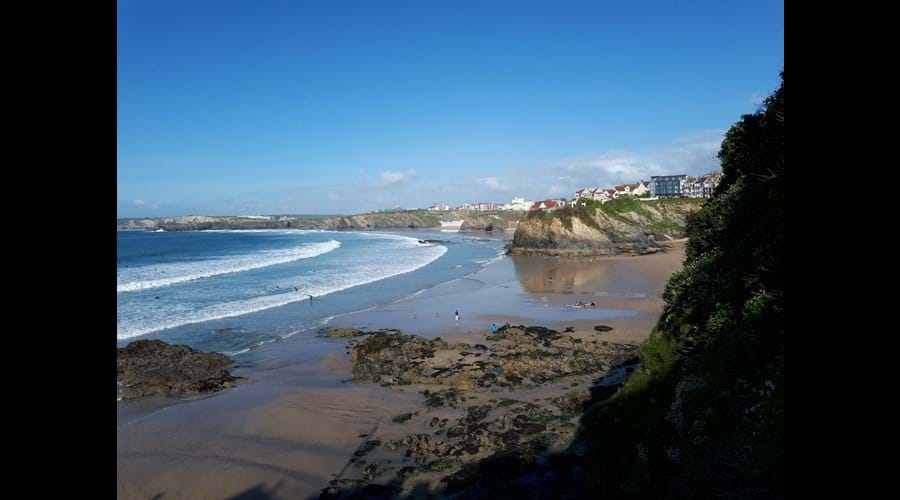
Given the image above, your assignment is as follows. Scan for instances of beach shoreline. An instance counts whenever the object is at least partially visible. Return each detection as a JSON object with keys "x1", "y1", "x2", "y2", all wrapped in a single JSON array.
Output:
[{"x1": 117, "y1": 240, "x2": 686, "y2": 499}]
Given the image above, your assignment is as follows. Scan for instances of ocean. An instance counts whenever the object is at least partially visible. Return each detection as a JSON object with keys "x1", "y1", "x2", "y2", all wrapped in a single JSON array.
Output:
[{"x1": 116, "y1": 229, "x2": 505, "y2": 356}]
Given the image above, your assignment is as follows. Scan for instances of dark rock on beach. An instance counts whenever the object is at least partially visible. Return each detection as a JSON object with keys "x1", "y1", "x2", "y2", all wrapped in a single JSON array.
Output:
[
  {"x1": 391, "y1": 412, "x2": 415, "y2": 424},
  {"x1": 594, "y1": 325, "x2": 614, "y2": 332},
  {"x1": 322, "y1": 327, "x2": 402, "y2": 338},
  {"x1": 321, "y1": 327, "x2": 370, "y2": 338},
  {"x1": 349, "y1": 331, "x2": 452, "y2": 385},
  {"x1": 319, "y1": 481, "x2": 397, "y2": 500},
  {"x1": 116, "y1": 339, "x2": 239, "y2": 399},
  {"x1": 630, "y1": 246, "x2": 663, "y2": 256},
  {"x1": 487, "y1": 324, "x2": 563, "y2": 345},
  {"x1": 349, "y1": 326, "x2": 638, "y2": 389},
  {"x1": 354, "y1": 440, "x2": 381, "y2": 458},
  {"x1": 326, "y1": 324, "x2": 645, "y2": 498}
]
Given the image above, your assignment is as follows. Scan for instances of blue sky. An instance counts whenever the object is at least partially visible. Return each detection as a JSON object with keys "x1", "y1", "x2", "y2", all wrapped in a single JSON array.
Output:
[{"x1": 117, "y1": 0, "x2": 783, "y2": 217}]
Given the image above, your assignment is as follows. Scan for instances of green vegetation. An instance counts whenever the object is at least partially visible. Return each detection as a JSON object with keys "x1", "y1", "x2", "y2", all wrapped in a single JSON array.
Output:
[
  {"x1": 562, "y1": 205, "x2": 604, "y2": 231},
  {"x1": 640, "y1": 197, "x2": 705, "y2": 209},
  {"x1": 580, "y1": 71, "x2": 784, "y2": 499},
  {"x1": 645, "y1": 220, "x2": 686, "y2": 236},
  {"x1": 536, "y1": 196, "x2": 696, "y2": 236},
  {"x1": 597, "y1": 195, "x2": 648, "y2": 215},
  {"x1": 402, "y1": 209, "x2": 442, "y2": 226}
]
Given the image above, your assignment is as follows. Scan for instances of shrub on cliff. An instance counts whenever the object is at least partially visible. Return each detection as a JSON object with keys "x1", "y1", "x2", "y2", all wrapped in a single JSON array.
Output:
[{"x1": 580, "y1": 71, "x2": 783, "y2": 499}]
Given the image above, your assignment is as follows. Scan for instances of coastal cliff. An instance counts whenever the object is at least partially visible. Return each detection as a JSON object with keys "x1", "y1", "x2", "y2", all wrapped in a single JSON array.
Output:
[
  {"x1": 117, "y1": 210, "x2": 522, "y2": 232},
  {"x1": 507, "y1": 197, "x2": 703, "y2": 256}
]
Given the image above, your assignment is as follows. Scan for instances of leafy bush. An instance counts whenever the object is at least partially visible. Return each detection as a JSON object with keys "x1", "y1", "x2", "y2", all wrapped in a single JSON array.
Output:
[{"x1": 581, "y1": 71, "x2": 784, "y2": 499}]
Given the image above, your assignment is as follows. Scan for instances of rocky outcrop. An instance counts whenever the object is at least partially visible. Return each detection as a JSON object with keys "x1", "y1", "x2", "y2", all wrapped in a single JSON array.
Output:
[
  {"x1": 349, "y1": 332, "x2": 455, "y2": 385},
  {"x1": 317, "y1": 324, "x2": 643, "y2": 499},
  {"x1": 349, "y1": 327, "x2": 637, "y2": 389},
  {"x1": 321, "y1": 327, "x2": 371, "y2": 338},
  {"x1": 320, "y1": 327, "x2": 404, "y2": 338},
  {"x1": 458, "y1": 213, "x2": 517, "y2": 232},
  {"x1": 116, "y1": 340, "x2": 239, "y2": 399},
  {"x1": 507, "y1": 199, "x2": 701, "y2": 256},
  {"x1": 320, "y1": 395, "x2": 591, "y2": 500},
  {"x1": 117, "y1": 210, "x2": 524, "y2": 232}
]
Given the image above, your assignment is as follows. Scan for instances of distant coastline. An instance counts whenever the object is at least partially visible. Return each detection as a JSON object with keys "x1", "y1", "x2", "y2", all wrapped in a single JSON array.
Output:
[
  {"x1": 116, "y1": 209, "x2": 525, "y2": 233},
  {"x1": 117, "y1": 199, "x2": 702, "y2": 257}
]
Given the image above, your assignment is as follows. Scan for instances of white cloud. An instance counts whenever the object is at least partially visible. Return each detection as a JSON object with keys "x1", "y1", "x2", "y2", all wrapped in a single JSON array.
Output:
[
  {"x1": 378, "y1": 169, "x2": 418, "y2": 186},
  {"x1": 478, "y1": 177, "x2": 509, "y2": 191},
  {"x1": 120, "y1": 129, "x2": 725, "y2": 217},
  {"x1": 550, "y1": 130, "x2": 725, "y2": 188},
  {"x1": 463, "y1": 129, "x2": 726, "y2": 201},
  {"x1": 750, "y1": 94, "x2": 766, "y2": 106}
]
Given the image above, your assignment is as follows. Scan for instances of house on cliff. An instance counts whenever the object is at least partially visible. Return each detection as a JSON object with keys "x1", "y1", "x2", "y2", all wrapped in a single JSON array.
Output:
[
  {"x1": 530, "y1": 200, "x2": 560, "y2": 211},
  {"x1": 650, "y1": 175, "x2": 688, "y2": 198},
  {"x1": 683, "y1": 171, "x2": 723, "y2": 198}
]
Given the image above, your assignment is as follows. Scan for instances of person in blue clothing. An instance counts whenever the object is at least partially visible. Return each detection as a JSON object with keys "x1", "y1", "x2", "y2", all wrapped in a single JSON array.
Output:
[{"x1": 491, "y1": 323, "x2": 497, "y2": 333}]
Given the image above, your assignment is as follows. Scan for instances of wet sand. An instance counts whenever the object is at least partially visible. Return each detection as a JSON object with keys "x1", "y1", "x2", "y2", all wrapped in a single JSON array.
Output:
[
  {"x1": 342, "y1": 239, "x2": 685, "y2": 345},
  {"x1": 117, "y1": 240, "x2": 685, "y2": 499}
]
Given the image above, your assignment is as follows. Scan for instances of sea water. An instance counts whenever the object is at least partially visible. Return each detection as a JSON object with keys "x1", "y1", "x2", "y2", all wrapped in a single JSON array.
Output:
[{"x1": 117, "y1": 229, "x2": 504, "y2": 355}]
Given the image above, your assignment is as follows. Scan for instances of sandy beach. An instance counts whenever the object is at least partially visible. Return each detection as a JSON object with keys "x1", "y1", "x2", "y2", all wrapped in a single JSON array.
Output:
[{"x1": 117, "y1": 240, "x2": 686, "y2": 499}]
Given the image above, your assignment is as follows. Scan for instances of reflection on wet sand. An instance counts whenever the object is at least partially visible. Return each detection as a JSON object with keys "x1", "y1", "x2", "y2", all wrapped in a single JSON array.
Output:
[
  {"x1": 511, "y1": 254, "x2": 670, "y2": 295},
  {"x1": 513, "y1": 256, "x2": 632, "y2": 293},
  {"x1": 505, "y1": 242, "x2": 687, "y2": 343}
]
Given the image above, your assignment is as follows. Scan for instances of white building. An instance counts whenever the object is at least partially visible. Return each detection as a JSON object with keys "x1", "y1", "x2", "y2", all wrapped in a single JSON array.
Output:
[
  {"x1": 464, "y1": 202, "x2": 499, "y2": 211},
  {"x1": 593, "y1": 189, "x2": 614, "y2": 202},
  {"x1": 632, "y1": 180, "x2": 651, "y2": 196},
  {"x1": 575, "y1": 180, "x2": 650, "y2": 204},
  {"x1": 505, "y1": 196, "x2": 533, "y2": 211},
  {"x1": 683, "y1": 171, "x2": 722, "y2": 198}
]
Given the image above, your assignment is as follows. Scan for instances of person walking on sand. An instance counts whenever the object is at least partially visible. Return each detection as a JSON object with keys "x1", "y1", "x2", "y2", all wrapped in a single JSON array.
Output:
[{"x1": 455, "y1": 310, "x2": 459, "y2": 322}]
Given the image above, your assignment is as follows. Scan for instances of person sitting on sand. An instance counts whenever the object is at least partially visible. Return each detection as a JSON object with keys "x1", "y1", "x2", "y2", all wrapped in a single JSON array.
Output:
[{"x1": 491, "y1": 323, "x2": 497, "y2": 333}]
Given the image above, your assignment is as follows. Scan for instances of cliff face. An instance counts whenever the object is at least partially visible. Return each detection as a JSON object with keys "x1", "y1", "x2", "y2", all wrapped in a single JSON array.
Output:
[
  {"x1": 117, "y1": 210, "x2": 523, "y2": 232},
  {"x1": 507, "y1": 198, "x2": 702, "y2": 256}
]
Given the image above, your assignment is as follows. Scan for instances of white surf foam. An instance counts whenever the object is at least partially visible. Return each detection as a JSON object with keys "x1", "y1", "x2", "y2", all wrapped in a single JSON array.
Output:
[
  {"x1": 116, "y1": 236, "x2": 447, "y2": 339},
  {"x1": 117, "y1": 240, "x2": 341, "y2": 293},
  {"x1": 476, "y1": 250, "x2": 507, "y2": 267},
  {"x1": 201, "y1": 229, "x2": 324, "y2": 233}
]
